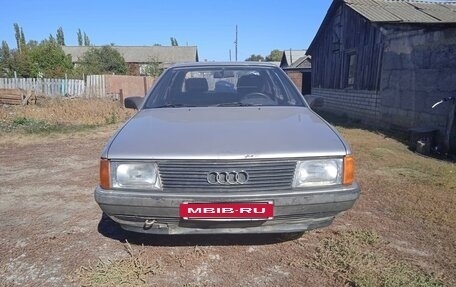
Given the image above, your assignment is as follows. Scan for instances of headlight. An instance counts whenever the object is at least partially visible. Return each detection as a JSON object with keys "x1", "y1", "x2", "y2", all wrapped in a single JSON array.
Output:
[
  {"x1": 111, "y1": 162, "x2": 162, "y2": 190},
  {"x1": 293, "y1": 159, "x2": 343, "y2": 187}
]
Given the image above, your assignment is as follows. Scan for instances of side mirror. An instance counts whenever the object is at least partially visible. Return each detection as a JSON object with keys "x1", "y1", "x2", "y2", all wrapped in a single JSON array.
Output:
[
  {"x1": 124, "y1": 96, "x2": 144, "y2": 110},
  {"x1": 308, "y1": 96, "x2": 324, "y2": 109}
]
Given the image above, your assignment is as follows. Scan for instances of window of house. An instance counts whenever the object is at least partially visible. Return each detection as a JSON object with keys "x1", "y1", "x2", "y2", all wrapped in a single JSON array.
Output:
[{"x1": 346, "y1": 53, "x2": 357, "y2": 87}]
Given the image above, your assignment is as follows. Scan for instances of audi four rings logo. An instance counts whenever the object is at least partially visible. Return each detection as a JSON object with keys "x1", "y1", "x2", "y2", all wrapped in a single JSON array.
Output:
[{"x1": 207, "y1": 171, "x2": 249, "y2": 185}]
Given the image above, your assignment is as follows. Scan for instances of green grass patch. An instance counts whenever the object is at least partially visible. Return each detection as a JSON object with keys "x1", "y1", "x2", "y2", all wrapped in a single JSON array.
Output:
[
  {"x1": 307, "y1": 230, "x2": 443, "y2": 287},
  {"x1": 0, "y1": 117, "x2": 98, "y2": 134},
  {"x1": 76, "y1": 241, "x2": 161, "y2": 287}
]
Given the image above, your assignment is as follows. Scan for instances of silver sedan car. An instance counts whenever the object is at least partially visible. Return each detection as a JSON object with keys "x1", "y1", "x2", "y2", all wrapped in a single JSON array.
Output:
[{"x1": 95, "y1": 62, "x2": 360, "y2": 235}]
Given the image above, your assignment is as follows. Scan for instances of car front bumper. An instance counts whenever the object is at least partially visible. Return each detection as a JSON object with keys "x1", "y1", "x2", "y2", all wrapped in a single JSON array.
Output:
[{"x1": 94, "y1": 183, "x2": 360, "y2": 234}]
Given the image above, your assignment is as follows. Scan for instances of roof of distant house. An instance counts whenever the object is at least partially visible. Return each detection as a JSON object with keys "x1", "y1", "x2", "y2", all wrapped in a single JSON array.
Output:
[
  {"x1": 280, "y1": 50, "x2": 307, "y2": 68},
  {"x1": 62, "y1": 46, "x2": 199, "y2": 64},
  {"x1": 344, "y1": 0, "x2": 456, "y2": 23},
  {"x1": 287, "y1": 56, "x2": 312, "y2": 69}
]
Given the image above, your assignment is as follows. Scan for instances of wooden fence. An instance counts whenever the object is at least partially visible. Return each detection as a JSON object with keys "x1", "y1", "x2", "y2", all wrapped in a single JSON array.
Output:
[
  {"x1": 0, "y1": 76, "x2": 107, "y2": 98},
  {"x1": 0, "y1": 78, "x2": 86, "y2": 97},
  {"x1": 0, "y1": 75, "x2": 153, "y2": 98},
  {"x1": 86, "y1": 75, "x2": 106, "y2": 97}
]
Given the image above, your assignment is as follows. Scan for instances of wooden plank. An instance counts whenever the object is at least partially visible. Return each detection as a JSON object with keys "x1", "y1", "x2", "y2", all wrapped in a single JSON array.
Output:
[
  {"x1": 22, "y1": 90, "x2": 33, "y2": 105},
  {"x1": 0, "y1": 95, "x2": 22, "y2": 100}
]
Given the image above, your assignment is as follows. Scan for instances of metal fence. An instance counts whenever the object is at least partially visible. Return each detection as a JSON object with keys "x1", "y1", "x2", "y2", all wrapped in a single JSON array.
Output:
[{"x1": 0, "y1": 75, "x2": 112, "y2": 98}]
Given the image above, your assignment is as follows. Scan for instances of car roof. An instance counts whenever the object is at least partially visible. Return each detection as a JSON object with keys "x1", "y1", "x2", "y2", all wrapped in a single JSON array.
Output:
[{"x1": 169, "y1": 62, "x2": 278, "y2": 69}]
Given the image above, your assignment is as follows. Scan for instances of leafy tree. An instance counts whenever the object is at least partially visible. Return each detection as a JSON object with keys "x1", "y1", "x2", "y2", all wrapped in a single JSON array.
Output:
[
  {"x1": 48, "y1": 34, "x2": 56, "y2": 43},
  {"x1": 78, "y1": 45, "x2": 127, "y2": 75},
  {"x1": 14, "y1": 23, "x2": 23, "y2": 52},
  {"x1": 265, "y1": 49, "x2": 282, "y2": 62},
  {"x1": 11, "y1": 51, "x2": 33, "y2": 77},
  {"x1": 27, "y1": 40, "x2": 39, "y2": 48},
  {"x1": 0, "y1": 41, "x2": 11, "y2": 76},
  {"x1": 170, "y1": 37, "x2": 178, "y2": 46},
  {"x1": 20, "y1": 28, "x2": 26, "y2": 48},
  {"x1": 141, "y1": 57, "x2": 163, "y2": 76},
  {"x1": 29, "y1": 40, "x2": 73, "y2": 77},
  {"x1": 77, "y1": 29, "x2": 83, "y2": 46},
  {"x1": 245, "y1": 54, "x2": 264, "y2": 62},
  {"x1": 83, "y1": 32, "x2": 90, "y2": 46},
  {"x1": 56, "y1": 27, "x2": 65, "y2": 45}
]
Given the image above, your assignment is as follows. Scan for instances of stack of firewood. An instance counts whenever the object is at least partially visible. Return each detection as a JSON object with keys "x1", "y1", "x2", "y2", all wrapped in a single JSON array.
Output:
[{"x1": 0, "y1": 89, "x2": 37, "y2": 105}]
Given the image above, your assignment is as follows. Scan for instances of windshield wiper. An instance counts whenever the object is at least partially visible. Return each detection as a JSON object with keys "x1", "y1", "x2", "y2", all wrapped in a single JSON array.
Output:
[
  {"x1": 213, "y1": 102, "x2": 260, "y2": 107},
  {"x1": 153, "y1": 104, "x2": 197, "y2": 108}
]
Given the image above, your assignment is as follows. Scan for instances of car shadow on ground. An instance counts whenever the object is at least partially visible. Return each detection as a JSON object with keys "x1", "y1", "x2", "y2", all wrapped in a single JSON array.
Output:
[{"x1": 97, "y1": 214, "x2": 303, "y2": 246}]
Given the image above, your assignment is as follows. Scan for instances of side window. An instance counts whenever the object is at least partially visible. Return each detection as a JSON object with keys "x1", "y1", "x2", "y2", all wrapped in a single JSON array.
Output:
[{"x1": 346, "y1": 53, "x2": 357, "y2": 88}]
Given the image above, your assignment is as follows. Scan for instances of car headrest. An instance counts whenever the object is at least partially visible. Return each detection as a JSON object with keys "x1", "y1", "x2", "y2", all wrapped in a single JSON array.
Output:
[
  {"x1": 185, "y1": 78, "x2": 209, "y2": 93},
  {"x1": 237, "y1": 74, "x2": 264, "y2": 94}
]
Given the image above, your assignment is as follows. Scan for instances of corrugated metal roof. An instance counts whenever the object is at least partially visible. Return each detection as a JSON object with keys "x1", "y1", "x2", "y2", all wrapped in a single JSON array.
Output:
[
  {"x1": 281, "y1": 50, "x2": 307, "y2": 67},
  {"x1": 62, "y1": 46, "x2": 198, "y2": 64},
  {"x1": 344, "y1": 0, "x2": 456, "y2": 23},
  {"x1": 288, "y1": 56, "x2": 312, "y2": 69}
]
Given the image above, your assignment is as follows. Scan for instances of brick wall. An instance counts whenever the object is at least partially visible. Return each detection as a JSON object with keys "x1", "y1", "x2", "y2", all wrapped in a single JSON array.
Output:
[
  {"x1": 286, "y1": 71, "x2": 303, "y2": 93},
  {"x1": 312, "y1": 88, "x2": 381, "y2": 124},
  {"x1": 104, "y1": 75, "x2": 155, "y2": 98}
]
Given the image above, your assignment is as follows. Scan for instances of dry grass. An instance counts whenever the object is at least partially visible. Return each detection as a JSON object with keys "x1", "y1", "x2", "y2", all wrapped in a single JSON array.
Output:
[
  {"x1": 76, "y1": 241, "x2": 161, "y2": 287},
  {"x1": 338, "y1": 127, "x2": 456, "y2": 229},
  {"x1": 0, "y1": 98, "x2": 134, "y2": 134},
  {"x1": 307, "y1": 229, "x2": 443, "y2": 287}
]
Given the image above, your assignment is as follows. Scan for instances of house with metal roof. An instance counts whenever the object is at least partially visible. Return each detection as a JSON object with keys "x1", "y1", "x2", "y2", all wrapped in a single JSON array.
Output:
[
  {"x1": 62, "y1": 46, "x2": 199, "y2": 76},
  {"x1": 282, "y1": 55, "x2": 313, "y2": 95},
  {"x1": 280, "y1": 50, "x2": 308, "y2": 68},
  {"x1": 306, "y1": 0, "x2": 456, "y2": 153}
]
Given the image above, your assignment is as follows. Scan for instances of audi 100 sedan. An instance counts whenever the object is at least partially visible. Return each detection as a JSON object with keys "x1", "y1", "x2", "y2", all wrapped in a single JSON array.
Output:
[{"x1": 95, "y1": 62, "x2": 360, "y2": 235}]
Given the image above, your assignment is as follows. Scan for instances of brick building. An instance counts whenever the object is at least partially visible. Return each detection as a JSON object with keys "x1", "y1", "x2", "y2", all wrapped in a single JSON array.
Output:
[{"x1": 307, "y1": 0, "x2": 456, "y2": 152}]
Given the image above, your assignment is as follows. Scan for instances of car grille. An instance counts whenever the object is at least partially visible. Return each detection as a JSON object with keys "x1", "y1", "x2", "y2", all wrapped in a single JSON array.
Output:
[{"x1": 158, "y1": 160, "x2": 296, "y2": 192}]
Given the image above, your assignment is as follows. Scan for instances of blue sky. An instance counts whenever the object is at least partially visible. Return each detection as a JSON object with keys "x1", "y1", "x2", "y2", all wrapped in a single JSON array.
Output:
[{"x1": 1, "y1": 0, "x2": 333, "y2": 61}]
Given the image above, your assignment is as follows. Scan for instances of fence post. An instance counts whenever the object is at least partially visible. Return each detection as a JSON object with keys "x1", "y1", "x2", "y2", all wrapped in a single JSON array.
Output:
[
  {"x1": 119, "y1": 89, "x2": 124, "y2": 108},
  {"x1": 143, "y1": 76, "x2": 147, "y2": 96}
]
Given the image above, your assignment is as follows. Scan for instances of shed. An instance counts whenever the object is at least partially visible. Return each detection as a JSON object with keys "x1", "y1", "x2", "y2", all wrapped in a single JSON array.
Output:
[
  {"x1": 283, "y1": 56, "x2": 312, "y2": 95},
  {"x1": 307, "y1": 0, "x2": 456, "y2": 153},
  {"x1": 280, "y1": 50, "x2": 307, "y2": 68}
]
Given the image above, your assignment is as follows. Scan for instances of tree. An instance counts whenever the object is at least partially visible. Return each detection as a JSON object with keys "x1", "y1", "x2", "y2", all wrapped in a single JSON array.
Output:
[
  {"x1": 170, "y1": 37, "x2": 178, "y2": 46},
  {"x1": 11, "y1": 51, "x2": 33, "y2": 77},
  {"x1": 83, "y1": 32, "x2": 90, "y2": 46},
  {"x1": 28, "y1": 40, "x2": 73, "y2": 78},
  {"x1": 245, "y1": 54, "x2": 264, "y2": 62},
  {"x1": 48, "y1": 34, "x2": 56, "y2": 43},
  {"x1": 77, "y1": 29, "x2": 83, "y2": 46},
  {"x1": 78, "y1": 45, "x2": 127, "y2": 75},
  {"x1": 141, "y1": 57, "x2": 163, "y2": 77},
  {"x1": 0, "y1": 41, "x2": 11, "y2": 76},
  {"x1": 265, "y1": 49, "x2": 282, "y2": 62},
  {"x1": 56, "y1": 27, "x2": 65, "y2": 45},
  {"x1": 14, "y1": 23, "x2": 22, "y2": 52},
  {"x1": 20, "y1": 28, "x2": 26, "y2": 49},
  {"x1": 13, "y1": 23, "x2": 27, "y2": 54}
]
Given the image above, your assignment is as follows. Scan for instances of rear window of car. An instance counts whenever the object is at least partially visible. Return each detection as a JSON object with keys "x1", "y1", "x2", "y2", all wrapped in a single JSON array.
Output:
[{"x1": 144, "y1": 66, "x2": 306, "y2": 108}]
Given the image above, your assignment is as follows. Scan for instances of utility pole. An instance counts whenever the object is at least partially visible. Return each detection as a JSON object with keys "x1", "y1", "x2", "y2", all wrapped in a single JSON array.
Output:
[
  {"x1": 229, "y1": 49, "x2": 232, "y2": 62},
  {"x1": 234, "y1": 25, "x2": 238, "y2": 62}
]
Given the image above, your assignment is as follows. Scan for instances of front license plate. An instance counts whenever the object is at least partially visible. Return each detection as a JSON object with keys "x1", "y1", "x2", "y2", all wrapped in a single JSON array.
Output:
[{"x1": 180, "y1": 202, "x2": 274, "y2": 220}]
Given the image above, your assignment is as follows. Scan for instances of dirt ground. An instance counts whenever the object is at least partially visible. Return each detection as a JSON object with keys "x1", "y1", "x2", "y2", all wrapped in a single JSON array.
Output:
[{"x1": 0, "y1": 125, "x2": 454, "y2": 286}]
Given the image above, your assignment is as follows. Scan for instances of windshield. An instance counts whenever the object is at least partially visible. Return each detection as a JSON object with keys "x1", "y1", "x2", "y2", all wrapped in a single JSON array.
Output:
[{"x1": 144, "y1": 66, "x2": 306, "y2": 108}]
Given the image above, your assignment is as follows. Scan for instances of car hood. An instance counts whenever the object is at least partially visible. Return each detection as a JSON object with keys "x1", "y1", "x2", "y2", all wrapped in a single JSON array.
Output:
[{"x1": 106, "y1": 107, "x2": 348, "y2": 160}]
